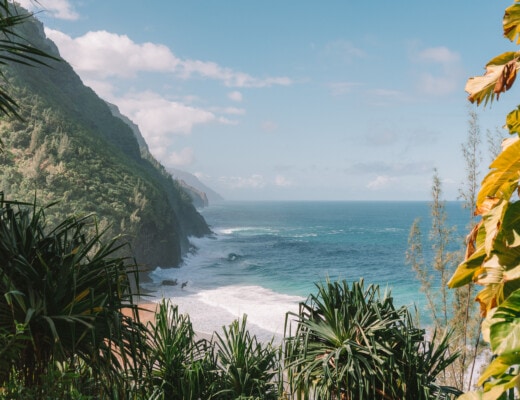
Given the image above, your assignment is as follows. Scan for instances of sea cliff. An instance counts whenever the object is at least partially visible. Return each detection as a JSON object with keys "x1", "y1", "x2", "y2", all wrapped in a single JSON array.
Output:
[{"x1": 0, "y1": 11, "x2": 211, "y2": 268}]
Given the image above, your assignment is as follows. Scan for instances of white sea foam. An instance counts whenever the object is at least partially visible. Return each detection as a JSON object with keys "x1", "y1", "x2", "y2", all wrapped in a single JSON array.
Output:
[
  {"x1": 196, "y1": 285, "x2": 302, "y2": 336},
  {"x1": 148, "y1": 283, "x2": 302, "y2": 343},
  {"x1": 217, "y1": 227, "x2": 278, "y2": 236}
]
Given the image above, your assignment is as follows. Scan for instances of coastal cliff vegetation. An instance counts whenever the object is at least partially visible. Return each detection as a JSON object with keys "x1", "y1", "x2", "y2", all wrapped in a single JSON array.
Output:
[
  {"x1": 0, "y1": 3, "x2": 210, "y2": 269},
  {"x1": 4, "y1": 0, "x2": 520, "y2": 398}
]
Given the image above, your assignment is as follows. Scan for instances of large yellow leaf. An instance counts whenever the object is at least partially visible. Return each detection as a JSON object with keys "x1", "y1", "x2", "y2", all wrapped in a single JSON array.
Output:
[
  {"x1": 478, "y1": 353, "x2": 520, "y2": 386},
  {"x1": 504, "y1": 2, "x2": 520, "y2": 44},
  {"x1": 448, "y1": 247, "x2": 485, "y2": 288},
  {"x1": 477, "y1": 138, "x2": 520, "y2": 207},
  {"x1": 475, "y1": 255, "x2": 505, "y2": 286},
  {"x1": 483, "y1": 200, "x2": 508, "y2": 255},
  {"x1": 449, "y1": 222, "x2": 487, "y2": 288},
  {"x1": 457, "y1": 392, "x2": 483, "y2": 400},
  {"x1": 482, "y1": 374, "x2": 520, "y2": 400},
  {"x1": 506, "y1": 106, "x2": 520, "y2": 134},
  {"x1": 476, "y1": 283, "x2": 503, "y2": 316}
]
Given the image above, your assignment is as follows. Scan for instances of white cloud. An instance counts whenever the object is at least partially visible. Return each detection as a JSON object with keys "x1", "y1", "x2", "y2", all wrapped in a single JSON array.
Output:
[
  {"x1": 218, "y1": 107, "x2": 246, "y2": 115},
  {"x1": 193, "y1": 172, "x2": 210, "y2": 181},
  {"x1": 228, "y1": 91, "x2": 243, "y2": 102},
  {"x1": 413, "y1": 46, "x2": 463, "y2": 96},
  {"x1": 219, "y1": 174, "x2": 266, "y2": 189},
  {"x1": 106, "y1": 91, "x2": 224, "y2": 166},
  {"x1": 17, "y1": 0, "x2": 79, "y2": 20},
  {"x1": 116, "y1": 91, "x2": 216, "y2": 137},
  {"x1": 275, "y1": 175, "x2": 293, "y2": 187},
  {"x1": 418, "y1": 47, "x2": 460, "y2": 64},
  {"x1": 367, "y1": 175, "x2": 398, "y2": 190},
  {"x1": 168, "y1": 147, "x2": 195, "y2": 167},
  {"x1": 45, "y1": 29, "x2": 180, "y2": 78},
  {"x1": 45, "y1": 29, "x2": 292, "y2": 88}
]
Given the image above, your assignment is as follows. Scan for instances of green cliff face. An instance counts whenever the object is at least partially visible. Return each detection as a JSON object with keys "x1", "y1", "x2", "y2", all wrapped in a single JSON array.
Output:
[{"x1": 0, "y1": 13, "x2": 211, "y2": 268}]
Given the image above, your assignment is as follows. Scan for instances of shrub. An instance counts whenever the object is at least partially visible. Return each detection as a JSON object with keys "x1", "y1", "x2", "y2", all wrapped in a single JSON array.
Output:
[{"x1": 283, "y1": 279, "x2": 460, "y2": 399}]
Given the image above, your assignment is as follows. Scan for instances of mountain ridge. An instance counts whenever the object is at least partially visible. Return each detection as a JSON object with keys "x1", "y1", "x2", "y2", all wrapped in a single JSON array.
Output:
[
  {"x1": 106, "y1": 101, "x2": 222, "y2": 208},
  {"x1": 0, "y1": 9, "x2": 211, "y2": 268}
]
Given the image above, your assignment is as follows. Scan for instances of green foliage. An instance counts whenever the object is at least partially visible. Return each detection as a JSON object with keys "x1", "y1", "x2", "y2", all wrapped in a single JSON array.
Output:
[
  {"x1": 450, "y1": 1, "x2": 520, "y2": 398},
  {"x1": 0, "y1": 195, "x2": 149, "y2": 397},
  {"x1": 283, "y1": 279, "x2": 459, "y2": 400},
  {"x1": 145, "y1": 299, "x2": 216, "y2": 400},
  {"x1": 0, "y1": 9, "x2": 210, "y2": 268},
  {"x1": 0, "y1": 1, "x2": 59, "y2": 118},
  {"x1": 212, "y1": 315, "x2": 279, "y2": 399}
]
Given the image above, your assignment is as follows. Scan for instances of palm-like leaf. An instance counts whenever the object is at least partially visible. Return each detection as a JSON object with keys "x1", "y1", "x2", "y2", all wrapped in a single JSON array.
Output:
[
  {"x1": 0, "y1": 1, "x2": 60, "y2": 118},
  {"x1": 213, "y1": 315, "x2": 279, "y2": 399},
  {"x1": 0, "y1": 194, "x2": 148, "y2": 396},
  {"x1": 283, "y1": 279, "x2": 458, "y2": 400},
  {"x1": 145, "y1": 299, "x2": 215, "y2": 400}
]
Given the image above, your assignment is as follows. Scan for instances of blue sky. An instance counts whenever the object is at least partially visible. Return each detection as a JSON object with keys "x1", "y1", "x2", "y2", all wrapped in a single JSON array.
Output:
[{"x1": 17, "y1": 0, "x2": 520, "y2": 201}]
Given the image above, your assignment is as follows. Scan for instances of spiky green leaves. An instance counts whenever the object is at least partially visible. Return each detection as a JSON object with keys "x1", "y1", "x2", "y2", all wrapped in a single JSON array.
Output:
[{"x1": 283, "y1": 279, "x2": 458, "y2": 400}]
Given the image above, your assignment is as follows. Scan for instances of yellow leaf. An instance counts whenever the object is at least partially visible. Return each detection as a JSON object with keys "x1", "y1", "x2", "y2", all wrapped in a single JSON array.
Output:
[
  {"x1": 482, "y1": 201, "x2": 508, "y2": 255},
  {"x1": 448, "y1": 247, "x2": 485, "y2": 288},
  {"x1": 466, "y1": 64, "x2": 507, "y2": 105},
  {"x1": 481, "y1": 308, "x2": 498, "y2": 344},
  {"x1": 476, "y1": 283, "x2": 502, "y2": 316},
  {"x1": 504, "y1": 2, "x2": 520, "y2": 44},
  {"x1": 506, "y1": 108, "x2": 520, "y2": 134},
  {"x1": 477, "y1": 139, "x2": 520, "y2": 207},
  {"x1": 476, "y1": 197, "x2": 501, "y2": 216},
  {"x1": 504, "y1": 263, "x2": 520, "y2": 281},
  {"x1": 475, "y1": 255, "x2": 505, "y2": 286},
  {"x1": 478, "y1": 354, "x2": 519, "y2": 385}
]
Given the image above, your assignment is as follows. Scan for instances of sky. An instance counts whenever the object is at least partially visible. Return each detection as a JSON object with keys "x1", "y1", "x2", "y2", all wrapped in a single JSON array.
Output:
[{"x1": 15, "y1": 0, "x2": 520, "y2": 201}]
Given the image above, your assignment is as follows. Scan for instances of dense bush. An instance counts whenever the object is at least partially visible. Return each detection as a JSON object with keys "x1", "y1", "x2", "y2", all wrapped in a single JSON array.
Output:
[
  {"x1": 0, "y1": 195, "x2": 148, "y2": 398},
  {"x1": 283, "y1": 280, "x2": 460, "y2": 400}
]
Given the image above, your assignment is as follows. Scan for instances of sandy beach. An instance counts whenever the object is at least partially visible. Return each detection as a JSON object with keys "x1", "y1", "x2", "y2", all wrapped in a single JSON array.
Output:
[{"x1": 129, "y1": 300, "x2": 214, "y2": 342}]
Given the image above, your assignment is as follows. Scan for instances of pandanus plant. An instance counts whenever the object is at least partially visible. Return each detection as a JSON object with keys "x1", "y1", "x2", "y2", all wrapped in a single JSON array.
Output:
[
  {"x1": 283, "y1": 279, "x2": 459, "y2": 400},
  {"x1": 0, "y1": 194, "x2": 148, "y2": 397}
]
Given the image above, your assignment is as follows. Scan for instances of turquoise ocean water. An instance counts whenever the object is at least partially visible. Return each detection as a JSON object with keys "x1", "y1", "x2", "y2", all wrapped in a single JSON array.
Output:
[{"x1": 143, "y1": 201, "x2": 470, "y2": 341}]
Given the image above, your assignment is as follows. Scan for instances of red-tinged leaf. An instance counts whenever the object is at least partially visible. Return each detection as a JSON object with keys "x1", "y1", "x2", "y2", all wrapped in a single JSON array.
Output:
[{"x1": 494, "y1": 60, "x2": 517, "y2": 99}]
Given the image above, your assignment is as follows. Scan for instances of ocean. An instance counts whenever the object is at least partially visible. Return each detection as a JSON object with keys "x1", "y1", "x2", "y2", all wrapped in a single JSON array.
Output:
[{"x1": 142, "y1": 201, "x2": 470, "y2": 341}]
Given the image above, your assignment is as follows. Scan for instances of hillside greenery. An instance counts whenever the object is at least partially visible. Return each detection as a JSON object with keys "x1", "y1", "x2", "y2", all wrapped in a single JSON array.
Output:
[{"x1": 0, "y1": 9, "x2": 210, "y2": 268}]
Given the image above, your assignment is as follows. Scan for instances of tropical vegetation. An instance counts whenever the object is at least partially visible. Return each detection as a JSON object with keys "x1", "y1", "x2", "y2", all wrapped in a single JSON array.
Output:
[
  {"x1": 283, "y1": 279, "x2": 459, "y2": 400},
  {"x1": 0, "y1": 196, "x2": 460, "y2": 398},
  {"x1": 447, "y1": 0, "x2": 520, "y2": 398},
  {"x1": 5, "y1": 0, "x2": 520, "y2": 398}
]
